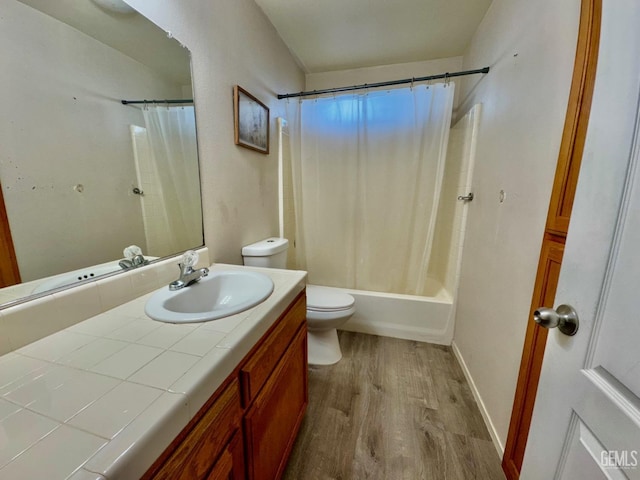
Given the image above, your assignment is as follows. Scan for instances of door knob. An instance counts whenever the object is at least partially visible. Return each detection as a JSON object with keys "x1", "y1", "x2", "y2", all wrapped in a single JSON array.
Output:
[{"x1": 533, "y1": 304, "x2": 579, "y2": 336}]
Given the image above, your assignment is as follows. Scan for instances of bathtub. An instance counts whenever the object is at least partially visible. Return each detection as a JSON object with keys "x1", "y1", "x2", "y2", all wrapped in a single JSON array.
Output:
[{"x1": 309, "y1": 279, "x2": 455, "y2": 345}]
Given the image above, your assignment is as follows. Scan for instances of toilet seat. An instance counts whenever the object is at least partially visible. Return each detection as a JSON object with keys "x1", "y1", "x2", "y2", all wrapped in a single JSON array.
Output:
[{"x1": 306, "y1": 286, "x2": 355, "y2": 312}]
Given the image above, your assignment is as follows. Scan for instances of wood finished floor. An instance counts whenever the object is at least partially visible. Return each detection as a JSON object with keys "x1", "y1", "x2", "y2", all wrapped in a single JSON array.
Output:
[{"x1": 283, "y1": 332, "x2": 505, "y2": 480}]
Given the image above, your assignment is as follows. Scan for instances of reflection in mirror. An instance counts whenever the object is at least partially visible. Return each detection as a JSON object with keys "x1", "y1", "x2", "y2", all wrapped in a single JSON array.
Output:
[{"x1": 0, "y1": 0, "x2": 204, "y2": 306}]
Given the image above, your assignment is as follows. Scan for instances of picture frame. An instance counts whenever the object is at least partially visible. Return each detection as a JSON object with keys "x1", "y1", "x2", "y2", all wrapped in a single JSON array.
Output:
[{"x1": 233, "y1": 85, "x2": 270, "y2": 154}]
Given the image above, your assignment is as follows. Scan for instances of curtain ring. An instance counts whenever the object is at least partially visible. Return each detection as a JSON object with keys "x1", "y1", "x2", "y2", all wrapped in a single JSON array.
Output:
[
  {"x1": 410, "y1": 78, "x2": 414, "y2": 91},
  {"x1": 444, "y1": 73, "x2": 450, "y2": 87}
]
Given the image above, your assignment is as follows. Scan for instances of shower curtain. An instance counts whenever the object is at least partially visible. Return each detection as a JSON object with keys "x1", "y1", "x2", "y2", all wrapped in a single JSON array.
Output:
[
  {"x1": 142, "y1": 105, "x2": 202, "y2": 254},
  {"x1": 286, "y1": 84, "x2": 454, "y2": 296}
]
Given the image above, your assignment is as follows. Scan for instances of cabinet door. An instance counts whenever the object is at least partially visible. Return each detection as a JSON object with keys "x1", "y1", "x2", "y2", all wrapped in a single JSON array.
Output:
[{"x1": 244, "y1": 327, "x2": 308, "y2": 480}]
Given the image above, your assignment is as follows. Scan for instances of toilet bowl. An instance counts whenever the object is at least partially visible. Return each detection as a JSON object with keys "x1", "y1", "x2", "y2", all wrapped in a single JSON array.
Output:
[
  {"x1": 306, "y1": 285, "x2": 355, "y2": 365},
  {"x1": 241, "y1": 237, "x2": 356, "y2": 366}
]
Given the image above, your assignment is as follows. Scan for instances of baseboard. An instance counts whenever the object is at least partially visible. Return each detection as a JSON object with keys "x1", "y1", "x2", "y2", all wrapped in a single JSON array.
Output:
[{"x1": 451, "y1": 340, "x2": 504, "y2": 457}]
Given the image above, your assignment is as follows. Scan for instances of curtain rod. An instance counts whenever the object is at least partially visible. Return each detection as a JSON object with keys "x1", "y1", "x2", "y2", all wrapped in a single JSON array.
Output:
[
  {"x1": 277, "y1": 66, "x2": 490, "y2": 100},
  {"x1": 121, "y1": 99, "x2": 193, "y2": 105}
]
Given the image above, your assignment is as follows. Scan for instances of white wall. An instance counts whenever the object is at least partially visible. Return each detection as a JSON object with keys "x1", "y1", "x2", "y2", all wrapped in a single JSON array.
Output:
[
  {"x1": 127, "y1": 0, "x2": 305, "y2": 265},
  {"x1": 452, "y1": 0, "x2": 581, "y2": 452},
  {"x1": 305, "y1": 57, "x2": 464, "y2": 113},
  {"x1": 0, "y1": 0, "x2": 184, "y2": 281}
]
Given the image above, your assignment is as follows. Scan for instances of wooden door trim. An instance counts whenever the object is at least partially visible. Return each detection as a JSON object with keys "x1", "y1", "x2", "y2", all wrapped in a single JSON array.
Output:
[
  {"x1": 502, "y1": 234, "x2": 564, "y2": 478},
  {"x1": 0, "y1": 183, "x2": 21, "y2": 287},
  {"x1": 502, "y1": 0, "x2": 601, "y2": 478},
  {"x1": 545, "y1": 0, "x2": 602, "y2": 236}
]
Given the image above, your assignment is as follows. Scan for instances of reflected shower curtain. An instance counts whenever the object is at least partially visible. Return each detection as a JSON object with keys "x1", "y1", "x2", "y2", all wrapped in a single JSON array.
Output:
[
  {"x1": 142, "y1": 106, "x2": 202, "y2": 254},
  {"x1": 286, "y1": 84, "x2": 454, "y2": 295}
]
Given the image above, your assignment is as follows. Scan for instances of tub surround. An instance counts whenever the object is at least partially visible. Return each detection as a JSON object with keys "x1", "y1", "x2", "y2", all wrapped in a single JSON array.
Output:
[{"x1": 0, "y1": 264, "x2": 306, "y2": 479}]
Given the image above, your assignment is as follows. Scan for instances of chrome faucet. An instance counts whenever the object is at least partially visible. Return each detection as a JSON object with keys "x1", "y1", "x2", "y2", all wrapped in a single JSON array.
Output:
[
  {"x1": 119, "y1": 254, "x2": 149, "y2": 270},
  {"x1": 169, "y1": 263, "x2": 209, "y2": 290}
]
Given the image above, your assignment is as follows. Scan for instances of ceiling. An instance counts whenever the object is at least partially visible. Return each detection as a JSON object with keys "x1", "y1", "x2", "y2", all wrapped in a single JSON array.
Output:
[
  {"x1": 18, "y1": 0, "x2": 191, "y2": 85},
  {"x1": 255, "y1": 0, "x2": 493, "y2": 73}
]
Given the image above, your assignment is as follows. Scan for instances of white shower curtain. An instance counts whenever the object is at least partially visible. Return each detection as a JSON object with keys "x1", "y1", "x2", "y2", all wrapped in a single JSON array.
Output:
[
  {"x1": 142, "y1": 106, "x2": 203, "y2": 254},
  {"x1": 286, "y1": 84, "x2": 454, "y2": 295}
]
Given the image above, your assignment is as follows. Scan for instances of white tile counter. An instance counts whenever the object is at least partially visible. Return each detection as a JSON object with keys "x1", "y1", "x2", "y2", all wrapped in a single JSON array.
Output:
[{"x1": 0, "y1": 264, "x2": 307, "y2": 479}]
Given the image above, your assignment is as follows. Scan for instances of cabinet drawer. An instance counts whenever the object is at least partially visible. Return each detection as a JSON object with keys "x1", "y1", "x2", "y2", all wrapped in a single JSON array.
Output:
[
  {"x1": 153, "y1": 379, "x2": 243, "y2": 480},
  {"x1": 240, "y1": 292, "x2": 306, "y2": 405}
]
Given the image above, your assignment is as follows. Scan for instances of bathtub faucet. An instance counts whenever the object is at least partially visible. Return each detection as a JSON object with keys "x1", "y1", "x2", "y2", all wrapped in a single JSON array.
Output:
[{"x1": 169, "y1": 263, "x2": 209, "y2": 290}]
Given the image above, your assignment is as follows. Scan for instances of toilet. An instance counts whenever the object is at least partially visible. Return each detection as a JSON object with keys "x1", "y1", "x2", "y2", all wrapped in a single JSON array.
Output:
[{"x1": 242, "y1": 237, "x2": 355, "y2": 365}]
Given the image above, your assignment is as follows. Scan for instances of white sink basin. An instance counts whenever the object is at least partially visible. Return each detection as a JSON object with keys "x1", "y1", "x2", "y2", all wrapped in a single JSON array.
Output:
[{"x1": 145, "y1": 270, "x2": 274, "y2": 323}]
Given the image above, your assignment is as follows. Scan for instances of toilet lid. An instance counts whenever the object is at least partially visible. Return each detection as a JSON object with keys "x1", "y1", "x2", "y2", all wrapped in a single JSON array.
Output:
[{"x1": 306, "y1": 285, "x2": 355, "y2": 312}]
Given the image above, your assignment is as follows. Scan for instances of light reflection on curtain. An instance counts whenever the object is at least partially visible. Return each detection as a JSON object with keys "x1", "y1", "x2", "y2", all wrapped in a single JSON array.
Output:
[
  {"x1": 141, "y1": 106, "x2": 202, "y2": 255},
  {"x1": 286, "y1": 84, "x2": 454, "y2": 295}
]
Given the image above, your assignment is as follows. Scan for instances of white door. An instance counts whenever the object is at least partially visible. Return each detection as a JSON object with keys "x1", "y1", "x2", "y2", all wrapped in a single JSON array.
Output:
[{"x1": 521, "y1": 1, "x2": 640, "y2": 479}]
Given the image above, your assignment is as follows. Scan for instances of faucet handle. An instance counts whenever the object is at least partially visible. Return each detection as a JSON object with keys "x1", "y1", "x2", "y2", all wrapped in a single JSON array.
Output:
[
  {"x1": 123, "y1": 245, "x2": 143, "y2": 259},
  {"x1": 181, "y1": 250, "x2": 199, "y2": 268}
]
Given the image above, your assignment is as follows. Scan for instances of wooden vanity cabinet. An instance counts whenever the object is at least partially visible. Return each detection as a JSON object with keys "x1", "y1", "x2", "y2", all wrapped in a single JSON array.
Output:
[
  {"x1": 206, "y1": 431, "x2": 244, "y2": 480},
  {"x1": 143, "y1": 291, "x2": 307, "y2": 480},
  {"x1": 239, "y1": 294, "x2": 307, "y2": 406},
  {"x1": 244, "y1": 327, "x2": 307, "y2": 480},
  {"x1": 149, "y1": 378, "x2": 244, "y2": 480}
]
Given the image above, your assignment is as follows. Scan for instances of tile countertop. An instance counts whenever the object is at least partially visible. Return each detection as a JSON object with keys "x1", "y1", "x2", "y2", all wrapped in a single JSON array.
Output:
[{"x1": 0, "y1": 264, "x2": 307, "y2": 480}]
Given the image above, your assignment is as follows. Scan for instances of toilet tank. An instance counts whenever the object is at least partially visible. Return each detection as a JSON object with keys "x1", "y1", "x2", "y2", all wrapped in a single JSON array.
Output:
[{"x1": 242, "y1": 237, "x2": 289, "y2": 269}]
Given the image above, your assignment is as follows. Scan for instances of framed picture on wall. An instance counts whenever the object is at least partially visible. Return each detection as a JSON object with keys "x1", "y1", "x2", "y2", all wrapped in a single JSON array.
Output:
[{"x1": 233, "y1": 85, "x2": 270, "y2": 154}]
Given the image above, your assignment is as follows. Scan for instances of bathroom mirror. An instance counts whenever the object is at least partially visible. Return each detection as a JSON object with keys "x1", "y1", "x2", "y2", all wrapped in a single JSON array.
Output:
[{"x1": 0, "y1": 0, "x2": 204, "y2": 306}]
